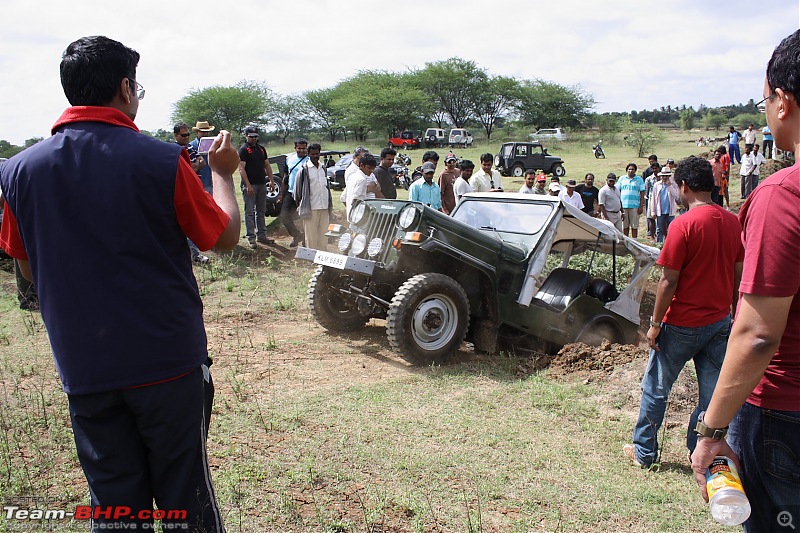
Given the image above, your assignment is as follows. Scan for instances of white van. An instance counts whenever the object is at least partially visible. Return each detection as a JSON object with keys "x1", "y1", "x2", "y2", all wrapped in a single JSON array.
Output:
[{"x1": 448, "y1": 129, "x2": 473, "y2": 147}]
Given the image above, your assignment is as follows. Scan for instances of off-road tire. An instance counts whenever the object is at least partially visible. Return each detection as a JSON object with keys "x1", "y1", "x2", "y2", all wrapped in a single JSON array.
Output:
[
  {"x1": 512, "y1": 164, "x2": 525, "y2": 177},
  {"x1": 308, "y1": 266, "x2": 368, "y2": 331},
  {"x1": 386, "y1": 273, "x2": 469, "y2": 365},
  {"x1": 575, "y1": 320, "x2": 621, "y2": 346},
  {"x1": 553, "y1": 164, "x2": 566, "y2": 178}
]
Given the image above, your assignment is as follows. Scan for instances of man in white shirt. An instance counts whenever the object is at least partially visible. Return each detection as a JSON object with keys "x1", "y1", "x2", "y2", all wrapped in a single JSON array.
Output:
[
  {"x1": 560, "y1": 179, "x2": 585, "y2": 209},
  {"x1": 452, "y1": 160, "x2": 474, "y2": 207},
  {"x1": 469, "y1": 153, "x2": 503, "y2": 192},
  {"x1": 346, "y1": 153, "x2": 381, "y2": 218},
  {"x1": 739, "y1": 145, "x2": 757, "y2": 200},
  {"x1": 743, "y1": 123, "x2": 757, "y2": 151},
  {"x1": 293, "y1": 143, "x2": 332, "y2": 251},
  {"x1": 750, "y1": 143, "x2": 767, "y2": 197},
  {"x1": 342, "y1": 146, "x2": 368, "y2": 205}
]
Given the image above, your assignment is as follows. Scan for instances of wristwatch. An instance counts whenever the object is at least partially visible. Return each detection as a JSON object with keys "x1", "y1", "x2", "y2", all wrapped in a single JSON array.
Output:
[
  {"x1": 695, "y1": 411, "x2": 728, "y2": 440},
  {"x1": 650, "y1": 318, "x2": 661, "y2": 328}
]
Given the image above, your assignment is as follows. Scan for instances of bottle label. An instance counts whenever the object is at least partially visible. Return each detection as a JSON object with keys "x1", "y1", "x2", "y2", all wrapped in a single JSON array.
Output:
[{"x1": 706, "y1": 456, "x2": 745, "y2": 499}]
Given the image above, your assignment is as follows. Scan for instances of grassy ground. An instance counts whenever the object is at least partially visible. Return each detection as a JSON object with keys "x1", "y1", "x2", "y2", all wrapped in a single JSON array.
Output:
[{"x1": 0, "y1": 129, "x2": 768, "y2": 532}]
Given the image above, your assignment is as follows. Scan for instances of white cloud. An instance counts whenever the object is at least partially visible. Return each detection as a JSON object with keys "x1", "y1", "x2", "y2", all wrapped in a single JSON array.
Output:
[{"x1": 0, "y1": 0, "x2": 797, "y2": 144}]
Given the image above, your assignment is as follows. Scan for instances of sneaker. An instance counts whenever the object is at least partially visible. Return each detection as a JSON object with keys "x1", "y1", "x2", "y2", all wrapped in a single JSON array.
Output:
[
  {"x1": 193, "y1": 254, "x2": 210, "y2": 264},
  {"x1": 257, "y1": 236, "x2": 275, "y2": 245},
  {"x1": 248, "y1": 239, "x2": 258, "y2": 249},
  {"x1": 623, "y1": 444, "x2": 644, "y2": 468},
  {"x1": 289, "y1": 239, "x2": 299, "y2": 248}
]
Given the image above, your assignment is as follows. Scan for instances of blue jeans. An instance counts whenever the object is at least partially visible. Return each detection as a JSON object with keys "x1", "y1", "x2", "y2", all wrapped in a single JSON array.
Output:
[
  {"x1": 729, "y1": 402, "x2": 800, "y2": 533},
  {"x1": 729, "y1": 143, "x2": 741, "y2": 164},
  {"x1": 631, "y1": 316, "x2": 731, "y2": 466},
  {"x1": 242, "y1": 183, "x2": 268, "y2": 240},
  {"x1": 655, "y1": 214, "x2": 673, "y2": 243}
]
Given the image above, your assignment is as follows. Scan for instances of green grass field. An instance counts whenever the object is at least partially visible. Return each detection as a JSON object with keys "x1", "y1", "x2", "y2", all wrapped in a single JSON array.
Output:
[{"x1": 0, "y1": 129, "x2": 762, "y2": 532}]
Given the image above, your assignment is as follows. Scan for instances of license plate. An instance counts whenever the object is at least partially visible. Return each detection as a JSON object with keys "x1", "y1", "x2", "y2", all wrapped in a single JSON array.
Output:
[{"x1": 313, "y1": 251, "x2": 348, "y2": 270}]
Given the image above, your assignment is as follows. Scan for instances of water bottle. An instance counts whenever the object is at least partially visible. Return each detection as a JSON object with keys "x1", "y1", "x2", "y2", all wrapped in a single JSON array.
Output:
[{"x1": 706, "y1": 456, "x2": 751, "y2": 526}]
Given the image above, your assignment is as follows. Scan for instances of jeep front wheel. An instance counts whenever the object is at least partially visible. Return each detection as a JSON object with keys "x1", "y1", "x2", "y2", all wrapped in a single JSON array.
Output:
[
  {"x1": 386, "y1": 273, "x2": 469, "y2": 365},
  {"x1": 511, "y1": 164, "x2": 525, "y2": 177},
  {"x1": 553, "y1": 164, "x2": 566, "y2": 178},
  {"x1": 308, "y1": 266, "x2": 368, "y2": 331}
]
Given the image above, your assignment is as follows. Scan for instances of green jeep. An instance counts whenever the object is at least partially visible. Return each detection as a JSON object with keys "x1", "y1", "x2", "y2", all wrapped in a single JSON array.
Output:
[{"x1": 295, "y1": 194, "x2": 659, "y2": 365}]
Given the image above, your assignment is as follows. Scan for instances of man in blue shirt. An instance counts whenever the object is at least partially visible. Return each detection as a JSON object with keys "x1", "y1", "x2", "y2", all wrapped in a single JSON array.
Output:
[
  {"x1": 409, "y1": 162, "x2": 442, "y2": 210},
  {"x1": 280, "y1": 138, "x2": 308, "y2": 247},
  {"x1": 617, "y1": 163, "x2": 645, "y2": 238},
  {"x1": 727, "y1": 126, "x2": 742, "y2": 164}
]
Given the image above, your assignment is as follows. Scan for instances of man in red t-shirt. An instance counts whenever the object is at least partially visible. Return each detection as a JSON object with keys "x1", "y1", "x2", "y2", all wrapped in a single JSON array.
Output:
[
  {"x1": 624, "y1": 155, "x2": 744, "y2": 468},
  {"x1": 692, "y1": 30, "x2": 800, "y2": 532}
]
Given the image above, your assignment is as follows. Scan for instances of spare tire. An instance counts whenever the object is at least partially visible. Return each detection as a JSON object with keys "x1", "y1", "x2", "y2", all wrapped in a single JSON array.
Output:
[{"x1": 264, "y1": 175, "x2": 283, "y2": 217}]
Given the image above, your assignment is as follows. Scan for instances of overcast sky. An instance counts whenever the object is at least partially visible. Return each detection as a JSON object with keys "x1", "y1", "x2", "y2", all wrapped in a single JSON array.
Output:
[{"x1": 1, "y1": 0, "x2": 798, "y2": 145}]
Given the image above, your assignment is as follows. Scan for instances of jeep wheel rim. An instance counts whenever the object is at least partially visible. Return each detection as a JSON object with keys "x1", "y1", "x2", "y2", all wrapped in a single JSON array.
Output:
[{"x1": 411, "y1": 294, "x2": 458, "y2": 350}]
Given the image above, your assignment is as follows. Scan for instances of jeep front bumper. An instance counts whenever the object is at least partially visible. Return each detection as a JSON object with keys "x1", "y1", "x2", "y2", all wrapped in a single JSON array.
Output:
[{"x1": 295, "y1": 247, "x2": 377, "y2": 275}]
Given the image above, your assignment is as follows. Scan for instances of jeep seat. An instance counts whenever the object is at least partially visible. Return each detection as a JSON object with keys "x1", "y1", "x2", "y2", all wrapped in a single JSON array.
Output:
[
  {"x1": 586, "y1": 278, "x2": 619, "y2": 303},
  {"x1": 533, "y1": 268, "x2": 590, "y2": 311}
]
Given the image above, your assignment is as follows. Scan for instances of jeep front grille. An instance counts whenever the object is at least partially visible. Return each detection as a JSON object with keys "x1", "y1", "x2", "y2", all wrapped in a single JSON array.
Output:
[{"x1": 359, "y1": 208, "x2": 399, "y2": 264}]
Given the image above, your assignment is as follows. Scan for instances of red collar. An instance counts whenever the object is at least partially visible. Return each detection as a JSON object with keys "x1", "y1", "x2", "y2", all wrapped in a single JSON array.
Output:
[{"x1": 51, "y1": 106, "x2": 140, "y2": 135}]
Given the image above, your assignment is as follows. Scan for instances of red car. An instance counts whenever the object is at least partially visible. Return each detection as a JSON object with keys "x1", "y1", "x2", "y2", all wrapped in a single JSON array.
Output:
[{"x1": 388, "y1": 131, "x2": 420, "y2": 149}]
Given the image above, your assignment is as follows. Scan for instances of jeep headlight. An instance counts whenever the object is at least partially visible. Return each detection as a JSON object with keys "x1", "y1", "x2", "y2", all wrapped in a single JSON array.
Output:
[
  {"x1": 367, "y1": 238, "x2": 383, "y2": 258},
  {"x1": 398, "y1": 204, "x2": 418, "y2": 230},
  {"x1": 349, "y1": 201, "x2": 366, "y2": 224},
  {"x1": 337, "y1": 233, "x2": 352, "y2": 252},
  {"x1": 351, "y1": 234, "x2": 367, "y2": 256}
]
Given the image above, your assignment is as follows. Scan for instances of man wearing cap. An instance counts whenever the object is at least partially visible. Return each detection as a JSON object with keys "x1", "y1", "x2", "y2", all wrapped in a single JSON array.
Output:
[
  {"x1": 519, "y1": 169, "x2": 538, "y2": 194},
  {"x1": 189, "y1": 120, "x2": 215, "y2": 193},
  {"x1": 453, "y1": 160, "x2": 474, "y2": 206},
  {"x1": 598, "y1": 173, "x2": 623, "y2": 231},
  {"x1": 470, "y1": 153, "x2": 503, "y2": 193},
  {"x1": 409, "y1": 162, "x2": 442, "y2": 210},
  {"x1": 174, "y1": 122, "x2": 209, "y2": 263},
  {"x1": 560, "y1": 179, "x2": 585, "y2": 209},
  {"x1": 438, "y1": 154, "x2": 460, "y2": 214},
  {"x1": 0, "y1": 36, "x2": 240, "y2": 532},
  {"x1": 575, "y1": 173, "x2": 599, "y2": 214},
  {"x1": 548, "y1": 182, "x2": 561, "y2": 197},
  {"x1": 648, "y1": 167, "x2": 679, "y2": 243},
  {"x1": 239, "y1": 126, "x2": 276, "y2": 248},
  {"x1": 618, "y1": 163, "x2": 645, "y2": 238}
]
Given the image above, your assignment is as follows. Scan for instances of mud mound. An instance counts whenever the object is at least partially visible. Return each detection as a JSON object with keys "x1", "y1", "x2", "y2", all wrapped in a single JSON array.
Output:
[{"x1": 549, "y1": 340, "x2": 646, "y2": 378}]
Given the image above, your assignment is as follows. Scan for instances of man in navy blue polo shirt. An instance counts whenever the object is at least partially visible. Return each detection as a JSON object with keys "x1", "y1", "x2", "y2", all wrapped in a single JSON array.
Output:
[{"x1": 0, "y1": 36, "x2": 240, "y2": 532}]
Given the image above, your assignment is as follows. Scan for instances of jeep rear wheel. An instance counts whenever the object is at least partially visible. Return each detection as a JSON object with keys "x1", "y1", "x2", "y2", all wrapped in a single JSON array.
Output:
[
  {"x1": 575, "y1": 321, "x2": 621, "y2": 347},
  {"x1": 553, "y1": 164, "x2": 566, "y2": 178},
  {"x1": 511, "y1": 164, "x2": 525, "y2": 177},
  {"x1": 308, "y1": 266, "x2": 368, "y2": 331},
  {"x1": 386, "y1": 273, "x2": 469, "y2": 365}
]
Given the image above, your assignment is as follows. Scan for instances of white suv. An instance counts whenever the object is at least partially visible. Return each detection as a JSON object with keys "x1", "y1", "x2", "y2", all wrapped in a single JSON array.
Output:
[
  {"x1": 448, "y1": 129, "x2": 473, "y2": 147},
  {"x1": 529, "y1": 128, "x2": 567, "y2": 141},
  {"x1": 424, "y1": 128, "x2": 446, "y2": 147}
]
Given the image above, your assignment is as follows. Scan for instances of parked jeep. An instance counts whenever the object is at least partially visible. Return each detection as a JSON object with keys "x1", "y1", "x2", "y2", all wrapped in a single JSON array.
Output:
[
  {"x1": 423, "y1": 128, "x2": 447, "y2": 147},
  {"x1": 495, "y1": 141, "x2": 566, "y2": 178},
  {"x1": 388, "y1": 130, "x2": 421, "y2": 149},
  {"x1": 448, "y1": 128, "x2": 473, "y2": 147},
  {"x1": 295, "y1": 194, "x2": 659, "y2": 365}
]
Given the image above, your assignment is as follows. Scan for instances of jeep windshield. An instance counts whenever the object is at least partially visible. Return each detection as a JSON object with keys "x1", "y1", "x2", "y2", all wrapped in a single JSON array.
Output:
[{"x1": 452, "y1": 197, "x2": 554, "y2": 242}]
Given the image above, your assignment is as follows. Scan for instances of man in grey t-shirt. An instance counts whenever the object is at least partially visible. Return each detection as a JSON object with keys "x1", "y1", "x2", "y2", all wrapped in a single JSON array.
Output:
[{"x1": 598, "y1": 173, "x2": 623, "y2": 231}]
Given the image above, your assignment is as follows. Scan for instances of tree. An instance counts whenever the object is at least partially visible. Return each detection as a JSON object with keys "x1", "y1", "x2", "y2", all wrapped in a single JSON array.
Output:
[
  {"x1": 270, "y1": 94, "x2": 303, "y2": 144},
  {"x1": 703, "y1": 112, "x2": 726, "y2": 131},
  {"x1": 172, "y1": 81, "x2": 273, "y2": 140},
  {"x1": 679, "y1": 108, "x2": 696, "y2": 130},
  {"x1": 624, "y1": 119, "x2": 664, "y2": 158},
  {"x1": 0, "y1": 140, "x2": 23, "y2": 159},
  {"x1": 303, "y1": 88, "x2": 345, "y2": 142},
  {"x1": 332, "y1": 71, "x2": 431, "y2": 139},
  {"x1": 593, "y1": 113, "x2": 624, "y2": 143},
  {"x1": 469, "y1": 76, "x2": 519, "y2": 141},
  {"x1": 516, "y1": 80, "x2": 594, "y2": 129},
  {"x1": 415, "y1": 58, "x2": 486, "y2": 127}
]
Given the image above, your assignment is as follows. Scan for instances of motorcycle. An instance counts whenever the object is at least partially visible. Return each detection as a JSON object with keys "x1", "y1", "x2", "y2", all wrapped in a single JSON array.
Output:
[
  {"x1": 391, "y1": 154, "x2": 412, "y2": 189},
  {"x1": 592, "y1": 140, "x2": 605, "y2": 159}
]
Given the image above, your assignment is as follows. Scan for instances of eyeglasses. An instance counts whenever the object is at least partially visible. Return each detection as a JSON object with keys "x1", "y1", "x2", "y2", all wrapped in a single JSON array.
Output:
[
  {"x1": 247, "y1": 135, "x2": 259, "y2": 139},
  {"x1": 128, "y1": 78, "x2": 145, "y2": 100},
  {"x1": 756, "y1": 91, "x2": 776, "y2": 107}
]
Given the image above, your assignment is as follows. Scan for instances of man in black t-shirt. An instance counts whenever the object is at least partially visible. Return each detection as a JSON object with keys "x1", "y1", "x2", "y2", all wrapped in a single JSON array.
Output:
[
  {"x1": 575, "y1": 173, "x2": 600, "y2": 215},
  {"x1": 238, "y1": 126, "x2": 276, "y2": 247}
]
